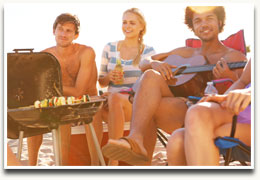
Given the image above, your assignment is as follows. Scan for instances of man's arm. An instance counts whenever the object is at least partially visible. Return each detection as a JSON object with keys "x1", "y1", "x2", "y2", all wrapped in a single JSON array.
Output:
[
  {"x1": 139, "y1": 52, "x2": 171, "y2": 72},
  {"x1": 213, "y1": 50, "x2": 248, "y2": 81},
  {"x1": 139, "y1": 47, "x2": 192, "y2": 72},
  {"x1": 63, "y1": 47, "x2": 96, "y2": 97}
]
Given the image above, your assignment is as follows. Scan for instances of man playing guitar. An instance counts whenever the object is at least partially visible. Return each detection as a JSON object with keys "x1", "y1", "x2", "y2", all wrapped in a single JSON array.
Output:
[{"x1": 102, "y1": 6, "x2": 248, "y2": 165}]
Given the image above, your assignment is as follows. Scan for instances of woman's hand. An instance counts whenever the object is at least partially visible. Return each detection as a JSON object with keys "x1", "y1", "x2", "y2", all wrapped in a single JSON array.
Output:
[
  {"x1": 108, "y1": 70, "x2": 124, "y2": 84},
  {"x1": 151, "y1": 61, "x2": 176, "y2": 80},
  {"x1": 221, "y1": 88, "x2": 251, "y2": 115},
  {"x1": 200, "y1": 88, "x2": 251, "y2": 115},
  {"x1": 199, "y1": 94, "x2": 226, "y2": 104}
]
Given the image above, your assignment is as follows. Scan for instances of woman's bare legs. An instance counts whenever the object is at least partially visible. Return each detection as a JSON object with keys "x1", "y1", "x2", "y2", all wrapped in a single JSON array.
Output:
[
  {"x1": 215, "y1": 123, "x2": 251, "y2": 146},
  {"x1": 167, "y1": 101, "x2": 251, "y2": 166},
  {"x1": 107, "y1": 93, "x2": 132, "y2": 166},
  {"x1": 185, "y1": 102, "x2": 234, "y2": 165}
]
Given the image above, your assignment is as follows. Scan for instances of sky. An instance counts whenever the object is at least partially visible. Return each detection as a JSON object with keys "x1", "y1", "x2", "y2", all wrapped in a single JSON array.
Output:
[{"x1": 4, "y1": 3, "x2": 254, "y2": 70}]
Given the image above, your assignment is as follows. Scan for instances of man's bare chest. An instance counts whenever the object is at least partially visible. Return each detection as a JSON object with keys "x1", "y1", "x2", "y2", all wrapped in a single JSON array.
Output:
[
  {"x1": 58, "y1": 56, "x2": 80, "y2": 80},
  {"x1": 193, "y1": 47, "x2": 229, "y2": 65},
  {"x1": 204, "y1": 53, "x2": 228, "y2": 65}
]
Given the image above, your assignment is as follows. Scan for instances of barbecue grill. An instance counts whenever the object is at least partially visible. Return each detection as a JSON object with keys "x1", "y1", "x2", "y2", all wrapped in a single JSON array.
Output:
[{"x1": 7, "y1": 49, "x2": 106, "y2": 166}]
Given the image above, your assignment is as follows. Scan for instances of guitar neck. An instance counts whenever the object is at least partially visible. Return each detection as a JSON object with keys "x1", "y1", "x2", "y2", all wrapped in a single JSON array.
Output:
[{"x1": 179, "y1": 61, "x2": 247, "y2": 74}]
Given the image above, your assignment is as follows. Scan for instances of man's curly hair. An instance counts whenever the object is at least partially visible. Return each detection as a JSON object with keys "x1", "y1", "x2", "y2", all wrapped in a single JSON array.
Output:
[{"x1": 184, "y1": 6, "x2": 226, "y2": 33}]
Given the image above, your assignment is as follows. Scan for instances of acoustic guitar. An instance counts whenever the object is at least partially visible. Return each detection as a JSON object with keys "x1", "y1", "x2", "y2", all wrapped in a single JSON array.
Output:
[{"x1": 133, "y1": 55, "x2": 247, "y2": 97}]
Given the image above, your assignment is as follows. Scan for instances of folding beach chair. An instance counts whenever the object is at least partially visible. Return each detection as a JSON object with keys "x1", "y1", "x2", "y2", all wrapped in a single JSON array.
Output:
[
  {"x1": 186, "y1": 29, "x2": 247, "y2": 55},
  {"x1": 215, "y1": 115, "x2": 251, "y2": 166}
]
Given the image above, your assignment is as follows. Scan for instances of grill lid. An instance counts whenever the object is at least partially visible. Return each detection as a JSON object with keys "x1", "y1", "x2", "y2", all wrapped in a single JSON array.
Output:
[{"x1": 7, "y1": 49, "x2": 63, "y2": 109}]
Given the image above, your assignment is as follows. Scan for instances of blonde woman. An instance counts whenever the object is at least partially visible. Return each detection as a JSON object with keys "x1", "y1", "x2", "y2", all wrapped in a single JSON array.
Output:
[{"x1": 88, "y1": 8, "x2": 156, "y2": 166}]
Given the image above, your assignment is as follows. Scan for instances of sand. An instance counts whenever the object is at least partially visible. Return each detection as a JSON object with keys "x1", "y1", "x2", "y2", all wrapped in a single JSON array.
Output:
[
  {"x1": 7, "y1": 132, "x2": 168, "y2": 167},
  {"x1": 7, "y1": 126, "x2": 249, "y2": 167}
]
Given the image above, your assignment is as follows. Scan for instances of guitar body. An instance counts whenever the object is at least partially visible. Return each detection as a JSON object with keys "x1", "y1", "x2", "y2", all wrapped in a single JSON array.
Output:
[{"x1": 164, "y1": 55, "x2": 211, "y2": 97}]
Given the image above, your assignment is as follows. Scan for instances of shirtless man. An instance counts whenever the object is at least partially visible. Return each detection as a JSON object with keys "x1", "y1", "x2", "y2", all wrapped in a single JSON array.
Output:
[
  {"x1": 102, "y1": 6, "x2": 248, "y2": 165},
  {"x1": 27, "y1": 13, "x2": 100, "y2": 165}
]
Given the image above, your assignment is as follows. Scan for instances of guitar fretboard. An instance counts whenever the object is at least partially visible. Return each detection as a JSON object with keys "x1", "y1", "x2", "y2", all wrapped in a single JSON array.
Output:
[{"x1": 175, "y1": 61, "x2": 247, "y2": 75}]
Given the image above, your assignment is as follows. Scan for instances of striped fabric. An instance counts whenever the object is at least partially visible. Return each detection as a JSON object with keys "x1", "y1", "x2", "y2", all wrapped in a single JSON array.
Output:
[{"x1": 99, "y1": 41, "x2": 156, "y2": 93}]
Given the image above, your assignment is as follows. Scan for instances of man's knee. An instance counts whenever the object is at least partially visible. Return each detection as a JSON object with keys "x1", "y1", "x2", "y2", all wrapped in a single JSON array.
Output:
[{"x1": 142, "y1": 69, "x2": 161, "y2": 81}]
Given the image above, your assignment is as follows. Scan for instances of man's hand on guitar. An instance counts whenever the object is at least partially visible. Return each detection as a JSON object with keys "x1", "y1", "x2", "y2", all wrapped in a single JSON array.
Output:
[
  {"x1": 151, "y1": 61, "x2": 176, "y2": 80},
  {"x1": 213, "y1": 58, "x2": 235, "y2": 80}
]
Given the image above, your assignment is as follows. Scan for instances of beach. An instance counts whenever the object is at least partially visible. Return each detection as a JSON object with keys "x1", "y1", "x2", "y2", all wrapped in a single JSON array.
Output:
[
  {"x1": 7, "y1": 122, "x2": 168, "y2": 166},
  {"x1": 7, "y1": 124, "x2": 247, "y2": 167},
  {"x1": 7, "y1": 132, "x2": 167, "y2": 167},
  {"x1": 7, "y1": 137, "x2": 246, "y2": 167}
]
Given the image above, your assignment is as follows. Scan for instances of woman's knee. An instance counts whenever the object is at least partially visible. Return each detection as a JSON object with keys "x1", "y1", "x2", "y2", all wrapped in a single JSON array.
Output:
[
  {"x1": 185, "y1": 104, "x2": 213, "y2": 133},
  {"x1": 108, "y1": 92, "x2": 123, "y2": 106}
]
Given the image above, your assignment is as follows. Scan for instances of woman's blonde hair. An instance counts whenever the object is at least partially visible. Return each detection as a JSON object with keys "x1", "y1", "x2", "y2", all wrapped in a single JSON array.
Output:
[{"x1": 123, "y1": 8, "x2": 146, "y2": 66}]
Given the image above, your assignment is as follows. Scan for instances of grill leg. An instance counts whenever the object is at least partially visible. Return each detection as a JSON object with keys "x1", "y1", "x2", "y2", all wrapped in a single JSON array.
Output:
[
  {"x1": 88, "y1": 123, "x2": 106, "y2": 166},
  {"x1": 52, "y1": 128, "x2": 61, "y2": 166},
  {"x1": 16, "y1": 131, "x2": 24, "y2": 160}
]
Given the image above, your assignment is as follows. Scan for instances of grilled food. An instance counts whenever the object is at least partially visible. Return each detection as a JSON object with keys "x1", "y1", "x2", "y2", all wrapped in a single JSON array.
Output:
[{"x1": 34, "y1": 94, "x2": 90, "y2": 108}]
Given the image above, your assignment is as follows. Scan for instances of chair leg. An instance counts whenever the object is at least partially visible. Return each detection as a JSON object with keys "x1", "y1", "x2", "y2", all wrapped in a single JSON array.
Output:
[
  {"x1": 224, "y1": 148, "x2": 232, "y2": 166},
  {"x1": 16, "y1": 131, "x2": 24, "y2": 160},
  {"x1": 157, "y1": 133, "x2": 167, "y2": 148},
  {"x1": 157, "y1": 129, "x2": 168, "y2": 148},
  {"x1": 52, "y1": 128, "x2": 61, "y2": 166},
  {"x1": 239, "y1": 161, "x2": 248, "y2": 166},
  {"x1": 87, "y1": 123, "x2": 106, "y2": 166}
]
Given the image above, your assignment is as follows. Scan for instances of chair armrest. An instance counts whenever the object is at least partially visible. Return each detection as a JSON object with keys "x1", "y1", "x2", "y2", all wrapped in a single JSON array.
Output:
[{"x1": 230, "y1": 115, "x2": 238, "y2": 137}]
